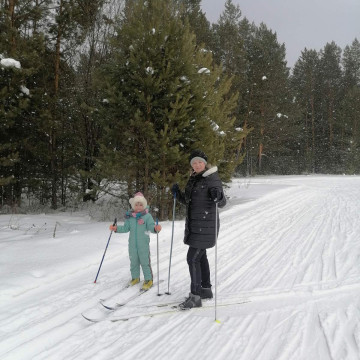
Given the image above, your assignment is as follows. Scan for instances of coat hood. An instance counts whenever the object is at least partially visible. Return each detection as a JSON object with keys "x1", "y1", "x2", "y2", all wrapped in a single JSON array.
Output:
[{"x1": 202, "y1": 166, "x2": 218, "y2": 177}]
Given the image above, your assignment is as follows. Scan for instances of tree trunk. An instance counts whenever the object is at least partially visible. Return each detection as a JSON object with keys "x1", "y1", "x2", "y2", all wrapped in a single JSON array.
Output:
[
  {"x1": 54, "y1": 0, "x2": 62, "y2": 96},
  {"x1": 327, "y1": 87, "x2": 334, "y2": 146},
  {"x1": 258, "y1": 108, "x2": 265, "y2": 173},
  {"x1": 33, "y1": 0, "x2": 39, "y2": 33},
  {"x1": 144, "y1": 138, "x2": 149, "y2": 196},
  {"x1": 50, "y1": 0, "x2": 64, "y2": 209},
  {"x1": 258, "y1": 141, "x2": 263, "y2": 172},
  {"x1": 8, "y1": 0, "x2": 16, "y2": 53},
  {"x1": 311, "y1": 95, "x2": 316, "y2": 173}
]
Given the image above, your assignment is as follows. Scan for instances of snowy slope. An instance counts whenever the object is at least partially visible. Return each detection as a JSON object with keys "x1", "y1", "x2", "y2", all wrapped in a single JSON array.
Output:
[{"x1": 1, "y1": 175, "x2": 360, "y2": 360}]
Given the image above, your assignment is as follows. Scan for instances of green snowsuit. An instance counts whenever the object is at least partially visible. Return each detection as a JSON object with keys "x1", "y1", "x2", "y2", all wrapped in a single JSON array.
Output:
[{"x1": 115, "y1": 207, "x2": 156, "y2": 281}]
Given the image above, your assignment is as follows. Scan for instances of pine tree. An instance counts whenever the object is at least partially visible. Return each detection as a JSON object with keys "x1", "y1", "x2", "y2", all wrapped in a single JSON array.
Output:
[
  {"x1": 243, "y1": 23, "x2": 291, "y2": 174},
  {"x1": 342, "y1": 38, "x2": 360, "y2": 91},
  {"x1": 0, "y1": 1, "x2": 52, "y2": 207},
  {"x1": 66, "y1": 1, "x2": 122, "y2": 203},
  {"x1": 0, "y1": 0, "x2": 107, "y2": 209},
  {"x1": 98, "y1": 0, "x2": 244, "y2": 219},
  {"x1": 339, "y1": 87, "x2": 360, "y2": 173},
  {"x1": 176, "y1": 0, "x2": 213, "y2": 48},
  {"x1": 292, "y1": 49, "x2": 321, "y2": 173},
  {"x1": 210, "y1": 1, "x2": 267, "y2": 176},
  {"x1": 317, "y1": 42, "x2": 343, "y2": 172},
  {"x1": 211, "y1": 0, "x2": 248, "y2": 127},
  {"x1": 30, "y1": 0, "x2": 106, "y2": 208},
  {"x1": 338, "y1": 39, "x2": 360, "y2": 173},
  {"x1": 0, "y1": 58, "x2": 27, "y2": 206}
]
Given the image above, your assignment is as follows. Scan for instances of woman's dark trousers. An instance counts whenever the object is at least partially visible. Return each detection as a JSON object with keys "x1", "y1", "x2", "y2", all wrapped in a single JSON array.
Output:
[{"x1": 187, "y1": 247, "x2": 212, "y2": 295}]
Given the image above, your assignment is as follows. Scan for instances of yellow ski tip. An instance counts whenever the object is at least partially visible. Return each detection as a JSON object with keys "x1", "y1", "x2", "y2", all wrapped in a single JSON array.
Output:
[{"x1": 215, "y1": 319, "x2": 221, "y2": 324}]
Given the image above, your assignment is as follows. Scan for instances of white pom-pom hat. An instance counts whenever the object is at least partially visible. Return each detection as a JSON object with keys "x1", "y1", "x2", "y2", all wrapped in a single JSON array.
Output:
[{"x1": 129, "y1": 192, "x2": 148, "y2": 210}]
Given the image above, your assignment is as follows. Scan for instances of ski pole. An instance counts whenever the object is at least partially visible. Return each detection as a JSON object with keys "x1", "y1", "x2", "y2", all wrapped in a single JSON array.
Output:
[
  {"x1": 94, "y1": 217, "x2": 117, "y2": 283},
  {"x1": 166, "y1": 193, "x2": 176, "y2": 295},
  {"x1": 156, "y1": 218, "x2": 162, "y2": 296},
  {"x1": 215, "y1": 203, "x2": 219, "y2": 322}
]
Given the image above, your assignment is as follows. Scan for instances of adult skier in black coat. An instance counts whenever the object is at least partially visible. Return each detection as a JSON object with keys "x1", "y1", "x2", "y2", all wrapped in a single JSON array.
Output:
[{"x1": 172, "y1": 150, "x2": 226, "y2": 309}]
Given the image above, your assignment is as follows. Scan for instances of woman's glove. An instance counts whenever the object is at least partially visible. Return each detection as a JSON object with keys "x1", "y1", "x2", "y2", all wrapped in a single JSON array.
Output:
[
  {"x1": 210, "y1": 188, "x2": 221, "y2": 203},
  {"x1": 154, "y1": 225, "x2": 162, "y2": 232},
  {"x1": 109, "y1": 225, "x2": 117, "y2": 232},
  {"x1": 171, "y1": 183, "x2": 179, "y2": 196}
]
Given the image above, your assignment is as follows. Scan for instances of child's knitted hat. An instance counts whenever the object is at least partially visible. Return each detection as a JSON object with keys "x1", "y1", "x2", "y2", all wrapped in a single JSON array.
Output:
[{"x1": 129, "y1": 192, "x2": 147, "y2": 210}]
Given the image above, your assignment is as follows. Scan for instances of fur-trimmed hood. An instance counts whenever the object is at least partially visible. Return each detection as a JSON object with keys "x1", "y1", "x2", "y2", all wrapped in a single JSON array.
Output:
[{"x1": 202, "y1": 166, "x2": 218, "y2": 177}]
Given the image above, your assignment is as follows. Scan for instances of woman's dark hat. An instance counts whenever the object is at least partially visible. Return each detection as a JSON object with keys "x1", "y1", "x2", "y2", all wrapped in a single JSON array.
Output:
[{"x1": 189, "y1": 150, "x2": 208, "y2": 165}]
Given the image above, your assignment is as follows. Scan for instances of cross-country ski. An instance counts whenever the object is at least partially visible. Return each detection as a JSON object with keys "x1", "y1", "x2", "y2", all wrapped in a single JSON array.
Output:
[
  {"x1": 99, "y1": 280, "x2": 165, "y2": 310},
  {"x1": 83, "y1": 299, "x2": 250, "y2": 323}
]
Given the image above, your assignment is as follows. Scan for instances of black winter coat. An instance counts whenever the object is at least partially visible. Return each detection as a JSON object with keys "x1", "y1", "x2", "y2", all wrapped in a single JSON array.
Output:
[{"x1": 176, "y1": 166, "x2": 226, "y2": 249}]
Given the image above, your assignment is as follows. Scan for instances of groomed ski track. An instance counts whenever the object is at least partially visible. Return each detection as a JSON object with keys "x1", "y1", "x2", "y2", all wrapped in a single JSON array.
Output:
[{"x1": 0, "y1": 176, "x2": 359, "y2": 360}]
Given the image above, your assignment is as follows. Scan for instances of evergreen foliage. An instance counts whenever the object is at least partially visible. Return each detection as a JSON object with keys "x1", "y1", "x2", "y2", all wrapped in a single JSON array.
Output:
[
  {"x1": 240, "y1": 22, "x2": 293, "y2": 174},
  {"x1": 97, "y1": 0, "x2": 245, "y2": 218},
  {"x1": 0, "y1": 0, "x2": 359, "y2": 216}
]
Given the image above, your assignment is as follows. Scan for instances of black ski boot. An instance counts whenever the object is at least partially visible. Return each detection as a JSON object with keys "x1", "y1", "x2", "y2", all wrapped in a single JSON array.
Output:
[
  {"x1": 200, "y1": 287, "x2": 213, "y2": 299},
  {"x1": 179, "y1": 293, "x2": 202, "y2": 310}
]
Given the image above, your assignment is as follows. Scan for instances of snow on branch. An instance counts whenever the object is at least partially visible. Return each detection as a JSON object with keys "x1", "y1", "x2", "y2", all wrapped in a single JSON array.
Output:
[
  {"x1": 1, "y1": 58, "x2": 21, "y2": 69},
  {"x1": 198, "y1": 67, "x2": 210, "y2": 74}
]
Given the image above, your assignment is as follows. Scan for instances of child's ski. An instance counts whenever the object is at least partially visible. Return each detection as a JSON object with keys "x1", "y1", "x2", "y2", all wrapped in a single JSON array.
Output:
[
  {"x1": 100, "y1": 280, "x2": 165, "y2": 310},
  {"x1": 82, "y1": 305, "x2": 179, "y2": 322},
  {"x1": 98, "y1": 283, "x2": 130, "y2": 303},
  {"x1": 100, "y1": 288, "x2": 148, "y2": 310}
]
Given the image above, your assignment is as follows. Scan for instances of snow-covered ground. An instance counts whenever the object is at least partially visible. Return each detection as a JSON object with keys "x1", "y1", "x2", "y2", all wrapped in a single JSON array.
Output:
[{"x1": 1, "y1": 175, "x2": 360, "y2": 360}]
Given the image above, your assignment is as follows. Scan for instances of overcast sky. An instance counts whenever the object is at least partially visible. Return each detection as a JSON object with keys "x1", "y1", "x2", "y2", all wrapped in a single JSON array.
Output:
[{"x1": 200, "y1": 0, "x2": 360, "y2": 68}]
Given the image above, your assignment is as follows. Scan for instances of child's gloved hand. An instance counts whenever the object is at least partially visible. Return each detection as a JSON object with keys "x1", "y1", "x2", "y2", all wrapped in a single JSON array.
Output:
[
  {"x1": 109, "y1": 225, "x2": 117, "y2": 232},
  {"x1": 154, "y1": 225, "x2": 162, "y2": 233}
]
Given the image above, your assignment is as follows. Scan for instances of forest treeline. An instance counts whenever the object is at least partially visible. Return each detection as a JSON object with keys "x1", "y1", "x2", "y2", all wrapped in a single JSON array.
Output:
[{"x1": 1, "y1": 0, "x2": 359, "y2": 218}]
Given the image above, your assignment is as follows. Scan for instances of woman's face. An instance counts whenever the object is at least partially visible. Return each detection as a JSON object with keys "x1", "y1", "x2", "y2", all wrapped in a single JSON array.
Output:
[{"x1": 191, "y1": 159, "x2": 206, "y2": 173}]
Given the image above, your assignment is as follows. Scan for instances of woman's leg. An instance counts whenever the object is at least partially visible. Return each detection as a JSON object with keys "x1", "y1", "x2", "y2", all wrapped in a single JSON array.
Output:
[
  {"x1": 199, "y1": 250, "x2": 212, "y2": 288},
  {"x1": 187, "y1": 247, "x2": 206, "y2": 295}
]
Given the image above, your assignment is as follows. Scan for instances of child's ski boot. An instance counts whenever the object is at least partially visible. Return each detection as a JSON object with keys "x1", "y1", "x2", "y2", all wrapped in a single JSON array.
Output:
[
  {"x1": 129, "y1": 278, "x2": 140, "y2": 286},
  {"x1": 142, "y1": 280, "x2": 153, "y2": 290}
]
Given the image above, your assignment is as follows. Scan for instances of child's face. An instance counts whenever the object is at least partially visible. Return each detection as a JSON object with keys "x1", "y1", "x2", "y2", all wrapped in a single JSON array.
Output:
[{"x1": 133, "y1": 202, "x2": 144, "y2": 212}]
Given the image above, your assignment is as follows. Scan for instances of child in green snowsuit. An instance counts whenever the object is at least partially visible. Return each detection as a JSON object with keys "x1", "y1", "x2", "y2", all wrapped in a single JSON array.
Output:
[{"x1": 109, "y1": 192, "x2": 161, "y2": 291}]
